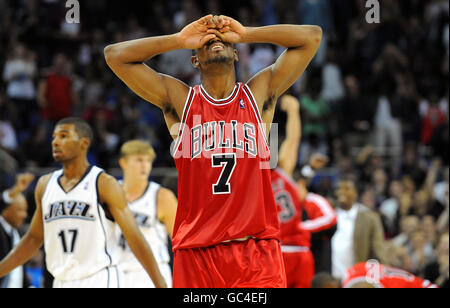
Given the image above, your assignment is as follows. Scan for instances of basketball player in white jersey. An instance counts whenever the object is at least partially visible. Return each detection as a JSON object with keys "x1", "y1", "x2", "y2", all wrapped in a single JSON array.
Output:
[
  {"x1": 117, "y1": 140, "x2": 177, "y2": 288},
  {"x1": 0, "y1": 118, "x2": 167, "y2": 288}
]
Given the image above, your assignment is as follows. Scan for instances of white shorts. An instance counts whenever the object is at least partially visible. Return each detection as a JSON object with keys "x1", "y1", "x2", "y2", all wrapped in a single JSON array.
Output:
[
  {"x1": 121, "y1": 263, "x2": 172, "y2": 288},
  {"x1": 53, "y1": 266, "x2": 122, "y2": 288}
]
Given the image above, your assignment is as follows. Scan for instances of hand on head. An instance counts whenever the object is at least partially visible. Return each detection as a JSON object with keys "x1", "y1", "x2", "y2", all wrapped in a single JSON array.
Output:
[{"x1": 178, "y1": 15, "x2": 245, "y2": 49}]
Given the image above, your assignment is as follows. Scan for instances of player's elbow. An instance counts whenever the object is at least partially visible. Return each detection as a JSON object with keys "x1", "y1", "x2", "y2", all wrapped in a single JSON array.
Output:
[
  {"x1": 104, "y1": 44, "x2": 121, "y2": 65},
  {"x1": 309, "y1": 25, "x2": 323, "y2": 46}
]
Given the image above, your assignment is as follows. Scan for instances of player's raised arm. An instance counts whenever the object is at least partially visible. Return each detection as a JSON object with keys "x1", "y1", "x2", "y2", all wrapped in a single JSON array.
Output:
[
  {"x1": 278, "y1": 95, "x2": 302, "y2": 177},
  {"x1": 104, "y1": 15, "x2": 218, "y2": 114},
  {"x1": 208, "y1": 16, "x2": 322, "y2": 117},
  {"x1": 97, "y1": 173, "x2": 167, "y2": 288},
  {"x1": 0, "y1": 174, "x2": 48, "y2": 278}
]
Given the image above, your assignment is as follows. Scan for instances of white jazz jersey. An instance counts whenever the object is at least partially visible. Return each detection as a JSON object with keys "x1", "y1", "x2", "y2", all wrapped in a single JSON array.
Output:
[
  {"x1": 116, "y1": 181, "x2": 171, "y2": 286},
  {"x1": 42, "y1": 166, "x2": 118, "y2": 282}
]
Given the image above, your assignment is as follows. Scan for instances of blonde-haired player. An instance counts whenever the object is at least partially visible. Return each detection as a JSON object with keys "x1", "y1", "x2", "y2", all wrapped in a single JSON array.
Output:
[{"x1": 117, "y1": 140, "x2": 177, "y2": 288}]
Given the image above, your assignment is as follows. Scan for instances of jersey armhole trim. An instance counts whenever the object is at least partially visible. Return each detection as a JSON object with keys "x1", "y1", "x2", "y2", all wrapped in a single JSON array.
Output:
[
  {"x1": 154, "y1": 184, "x2": 164, "y2": 226},
  {"x1": 41, "y1": 170, "x2": 60, "y2": 205},
  {"x1": 242, "y1": 84, "x2": 270, "y2": 149},
  {"x1": 172, "y1": 87, "x2": 195, "y2": 157},
  {"x1": 95, "y1": 171, "x2": 113, "y2": 267},
  {"x1": 95, "y1": 171, "x2": 115, "y2": 222}
]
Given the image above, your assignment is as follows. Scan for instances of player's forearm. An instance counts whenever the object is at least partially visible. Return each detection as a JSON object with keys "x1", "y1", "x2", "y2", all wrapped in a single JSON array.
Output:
[
  {"x1": 104, "y1": 34, "x2": 183, "y2": 65},
  {"x1": 126, "y1": 232, "x2": 167, "y2": 288},
  {"x1": 0, "y1": 233, "x2": 43, "y2": 278},
  {"x1": 278, "y1": 107, "x2": 301, "y2": 174},
  {"x1": 241, "y1": 25, "x2": 322, "y2": 49},
  {"x1": 285, "y1": 107, "x2": 301, "y2": 146}
]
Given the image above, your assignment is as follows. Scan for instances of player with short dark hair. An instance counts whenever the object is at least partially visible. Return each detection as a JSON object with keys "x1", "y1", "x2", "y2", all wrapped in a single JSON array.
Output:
[
  {"x1": 105, "y1": 15, "x2": 322, "y2": 288},
  {"x1": 0, "y1": 118, "x2": 166, "y2": 288}
]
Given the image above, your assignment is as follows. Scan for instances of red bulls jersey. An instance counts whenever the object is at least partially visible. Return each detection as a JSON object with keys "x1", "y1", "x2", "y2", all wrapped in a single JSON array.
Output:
[
  {"x1": 172, "y1": 83, "x2": 281, "y2": 251},
  {"x1": 271, "y1": 168, "x2": 310, "y2": 247},
  {"x1": 343, "y1": 262, "x2": 438, "y2": 288},
  {"x1": 272, "y1": 168, "x2": 336, "y2": 248}
]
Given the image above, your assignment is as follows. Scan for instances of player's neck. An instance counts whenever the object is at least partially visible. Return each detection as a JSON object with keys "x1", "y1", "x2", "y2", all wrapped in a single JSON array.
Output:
[
  {"x1": 123, "y1": 177, "x2": 148, "y2": 202},
  {"x1": 62, "y1": 158, "x2": 91, "y2": 180},
  {"x1": 201, "y1": 69, "x2": 236, "y2": 100}
]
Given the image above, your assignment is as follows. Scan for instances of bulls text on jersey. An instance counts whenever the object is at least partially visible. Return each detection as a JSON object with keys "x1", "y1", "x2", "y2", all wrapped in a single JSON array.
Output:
[{"x1": 191, "y1": 120, "x2": 258, "y2": 159}]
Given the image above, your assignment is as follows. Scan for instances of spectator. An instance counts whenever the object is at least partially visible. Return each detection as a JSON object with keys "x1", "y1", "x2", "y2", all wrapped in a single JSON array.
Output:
[
  {"x1": 424, "y1": 232, "x2": 449, "y2": 288},
  {"x1": 419, "y1": 92, "x2": 447, "y2": 146},
  {"x1": 0, "y1": 173, "x2": 34, "y2": 213},
  {"x1": 433, "y1": 168, "x2": 449, "y2": 208},
  {"x1": 37, "y1": 53, "x2": 79, "y2": 125},
  {"x1": 0, "y1": 193, "x2": 31, "y2": 288},
  {"x1": 331, "y1": 178, "x2": 388, "y2": 280},
  {"x1": 297, "y1": 0, "x2": 334, "y2": 66},
  {"x1": 408, "y1": 229, "x2": 436, "y2": 275},
  {"x1": 2, "y1": 43, "x2": 37, "y2": 130},
  {"x1": 391, "y1": 215, "x2": 421, "y2": 248},
  {"x1": 298, "y1": 72, "x2": 329, "y2": 165},
  {"x1": 321, "y1": 46, "x2": 344, "y2": 103},
  {"x1": 248, "y1": 44, "x2": 276, "y2": 76},
  {"x1": 374, "y1": 88, "x2": 403, "y2": 159},
  {"x1": 338, "y1": 75, "x2": 374, "y2": 149},
  {"x1": 380, "y1": 181, "x2": 403, "y2": 237},
  {"x1": 0, "y1": 117, "x2": 18, "y2": 154},
  {"x1": 0, "y1": 173, "x2": 34, "y2": 288}
]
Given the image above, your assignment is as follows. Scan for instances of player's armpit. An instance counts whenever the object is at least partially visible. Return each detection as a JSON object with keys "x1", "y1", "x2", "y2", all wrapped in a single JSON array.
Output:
[
  {"x1": 157, "y1": 188, "x2": 178, "y2": 239},
  {"x1": 97, "y1": 173, "x2": 167, "y2": 288}
]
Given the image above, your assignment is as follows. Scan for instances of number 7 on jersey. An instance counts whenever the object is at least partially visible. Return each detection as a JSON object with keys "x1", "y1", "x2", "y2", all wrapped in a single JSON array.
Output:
[{"x1": 212, "y1": 154, "x2": 237, "y2": 195}]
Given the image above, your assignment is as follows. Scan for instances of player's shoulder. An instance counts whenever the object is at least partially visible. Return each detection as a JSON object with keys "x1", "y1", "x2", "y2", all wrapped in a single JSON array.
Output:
[
  {"x1": 35, "y1": 171, "x2": 57, "y2": 199},
  {"x1": 36, "y1": 172, "x2": 53, "y2": 188},
  {"x1": 157, "y1": 186, "x2": 176, "y2": 200},
  {"x1": 97, "y1": 171, "x2": 119, "y2": 187}
]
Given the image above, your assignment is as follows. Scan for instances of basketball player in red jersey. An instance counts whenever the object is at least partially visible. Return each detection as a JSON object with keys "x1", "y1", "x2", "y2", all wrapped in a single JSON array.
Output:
[
  {"x1": 105, "y1": 15, "x2": 322, "y2": 288},
  {"x1": 342, "y1": 262, "x2": 438, "y2": 288},
  {"x1": 272, "y1": 95, "x2": 336, "y2": 288}
]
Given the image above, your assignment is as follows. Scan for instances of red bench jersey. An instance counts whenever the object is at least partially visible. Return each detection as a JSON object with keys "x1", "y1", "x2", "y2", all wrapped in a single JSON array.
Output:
[
  {"x1": 343, "y1": 262, "x2": 438, "y2": 288},
  {"x1": 301, "y1": 193, "x2": 337, "y2": 233},
  {"x1": 172, "y1": 83, "x2": 281, "y2": 251},
  {"x1": 272, "y1": 168, "x2": 337, "y2": 247}
]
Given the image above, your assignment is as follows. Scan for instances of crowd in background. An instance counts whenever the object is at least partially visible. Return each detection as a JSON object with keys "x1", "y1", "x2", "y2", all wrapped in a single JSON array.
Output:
[{"x1": 0, "y1": 0, "x2": 448, "y2": 287}]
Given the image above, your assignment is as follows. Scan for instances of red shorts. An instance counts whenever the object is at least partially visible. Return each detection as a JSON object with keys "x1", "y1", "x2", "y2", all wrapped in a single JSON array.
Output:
[
  {"x1": 282, "y1": 249, "x2": 315, "y2": 288},
  {"x1": 173, "y1": 238, "x2": 287, "y2": 288}
]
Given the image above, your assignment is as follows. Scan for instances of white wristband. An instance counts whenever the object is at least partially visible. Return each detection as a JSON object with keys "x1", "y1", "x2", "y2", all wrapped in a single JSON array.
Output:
[{"x1": 2, "y1": 190, "x2": 14, "y2": 204}]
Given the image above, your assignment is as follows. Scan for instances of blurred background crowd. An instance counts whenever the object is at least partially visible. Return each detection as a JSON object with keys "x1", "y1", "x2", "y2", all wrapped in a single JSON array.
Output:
[{"x1": 0, "y1": 0, "x2": 448, "y2": 288}]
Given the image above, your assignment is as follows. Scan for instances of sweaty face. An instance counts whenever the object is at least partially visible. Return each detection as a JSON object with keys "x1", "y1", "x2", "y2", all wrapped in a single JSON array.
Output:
[
  {"x1": 121, "y1": 154, "x2": 152, "y2": 181},
  {"x1": 193, "y1": 38, "x2": 237, "y2": 68},
  {"x1": 52, "y1": 124, "x2": 85, "y2": 163}
]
